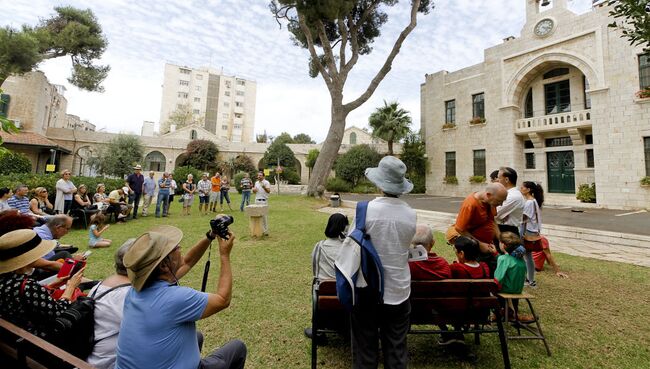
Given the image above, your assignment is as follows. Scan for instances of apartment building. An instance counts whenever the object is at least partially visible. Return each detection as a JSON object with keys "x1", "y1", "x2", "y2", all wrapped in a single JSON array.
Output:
[{"x1": 158, "y1": 63, "x2": 256, "y2": 143}]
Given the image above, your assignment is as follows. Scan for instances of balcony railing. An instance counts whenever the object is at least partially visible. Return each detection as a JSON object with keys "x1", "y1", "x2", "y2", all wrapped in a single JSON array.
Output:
[{"x1": 515, "y1": 109, "x2": 591, "y2": 134}]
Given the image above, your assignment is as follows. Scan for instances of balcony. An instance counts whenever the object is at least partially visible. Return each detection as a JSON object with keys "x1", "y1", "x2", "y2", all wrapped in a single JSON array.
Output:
[{"x1": 514, "y1": 109, "x2": 591, "y2": 135}]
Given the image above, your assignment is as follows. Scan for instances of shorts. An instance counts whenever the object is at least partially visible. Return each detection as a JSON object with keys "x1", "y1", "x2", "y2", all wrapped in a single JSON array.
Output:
[
  {"x1": 199, "y1": 195, "x2": 209, "y2": 204},
  {"x1": 209, "y1": 191, "x2": 220, "y2": 202},
  {"x1": 183, "y1": 195, "x2": 194, "y2": 207}
]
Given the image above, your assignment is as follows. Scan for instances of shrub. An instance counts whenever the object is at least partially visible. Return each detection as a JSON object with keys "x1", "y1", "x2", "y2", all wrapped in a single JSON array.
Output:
[
  {"x1": 326, "y1": 177, "x2": 352, "y2": 193},
  {"x1": 409, "y1": 174, "x2": 426, "y2": 194},
  {"x1": 576, "y1": 183, "x2": 597, "y2": 203},
  {"x1": 444, "y1": 176, "x2": 458, "y2": 185},
  {"x1": 281, "y1": 168, "x2": 301, "y2": 185},
  {"x1": 351, "y1": 179, "x2": 378, "y2": 194},
  {"x1": 442, "y1": 123, "x2": 456, "y2": 129},
  {"x1": 469, "y1": 175, "x2": 486, "y2": 184},
  {"x1": 172, "y1": 166, "x2": 203, "y2": 194},
  {"x1": 0, "y1": 174, "x2": 123, "y2": 204},
  {"x1": 469, "y1": 117, "x2": 486, "y2": 125},
  {"x1": 334, "y1": 144, "x2": 382, "y2": 186},
  {"x1": 0, "y1": 151, "x2": 32, "y2": 174},
  {"x1": 641, "y1": 176, "x2": 650, "y2": 186}
]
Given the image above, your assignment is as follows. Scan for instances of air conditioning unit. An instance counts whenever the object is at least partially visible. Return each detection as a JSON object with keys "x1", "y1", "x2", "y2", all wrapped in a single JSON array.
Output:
[{"x1": 12, "y1": 119, "x2": 21, "y2": 128}]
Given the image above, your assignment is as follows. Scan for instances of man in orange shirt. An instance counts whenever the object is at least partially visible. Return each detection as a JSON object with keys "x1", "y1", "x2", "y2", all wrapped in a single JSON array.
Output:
[
  {"x1": 209, "y1": 172, "x2": 221, "y2": 213},
  {"x1": 451, "y1": 183, "x2": 507, "y2": 275}
]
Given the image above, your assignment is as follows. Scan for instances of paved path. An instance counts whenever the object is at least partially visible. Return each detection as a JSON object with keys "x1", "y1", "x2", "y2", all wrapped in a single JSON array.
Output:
[{"x1": 318, "y1": 203, "x2": 650, "y2": 268}]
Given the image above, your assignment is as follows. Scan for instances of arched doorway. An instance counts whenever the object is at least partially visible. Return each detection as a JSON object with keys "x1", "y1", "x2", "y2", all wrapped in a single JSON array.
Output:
[
  {"x1": 144, "y1": 151, "x2": 167, "y2": 172},
  {"x1": 74, "y1": 146, "x2": 98, "y2": 176}
]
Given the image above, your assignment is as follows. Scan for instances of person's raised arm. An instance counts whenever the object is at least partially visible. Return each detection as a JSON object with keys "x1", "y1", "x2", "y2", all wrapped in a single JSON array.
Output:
[
  {"x1": 175, "y1": 233, "x2": 213, "y2": 279},
  {"x1": 201, "y1": 232, "x2": 234, "y2": 319}
]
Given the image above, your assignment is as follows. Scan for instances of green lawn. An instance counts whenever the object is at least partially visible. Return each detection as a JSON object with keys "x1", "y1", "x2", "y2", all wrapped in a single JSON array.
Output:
[{"x1": 62, "y1": 194, "x2": 650, "y2": 369}]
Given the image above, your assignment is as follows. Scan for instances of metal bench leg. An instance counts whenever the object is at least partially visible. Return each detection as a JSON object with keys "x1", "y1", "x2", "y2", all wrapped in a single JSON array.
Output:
[
  {"x1": 525, "y1": 298, "x2": 551, "y2": 356},
  {"x1": 494, "y1": 309, "x2": 511, "y2": 369}
]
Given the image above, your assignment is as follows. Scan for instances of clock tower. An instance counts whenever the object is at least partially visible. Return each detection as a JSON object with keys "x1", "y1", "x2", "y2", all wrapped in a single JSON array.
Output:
[{"x1": 525, "y1": 0, "x2": 569, "y2": 23}]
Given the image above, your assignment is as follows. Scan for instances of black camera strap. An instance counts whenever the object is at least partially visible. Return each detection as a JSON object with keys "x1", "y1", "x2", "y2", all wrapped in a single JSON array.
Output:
[{"x1": 201, "y1": 241, "x2": 212, "y2": 292}]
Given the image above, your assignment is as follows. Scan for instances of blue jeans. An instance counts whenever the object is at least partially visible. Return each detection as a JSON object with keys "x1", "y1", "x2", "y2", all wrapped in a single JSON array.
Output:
[
  {"x1": 155, "y1": 192, "x2": 169, "y2": 216},
  {"x1": 240, "y1": 191, "x2": 250, "y2": 211},
  {"x1": 220, "y1": 189, "x2": 231, "y2": 205}
]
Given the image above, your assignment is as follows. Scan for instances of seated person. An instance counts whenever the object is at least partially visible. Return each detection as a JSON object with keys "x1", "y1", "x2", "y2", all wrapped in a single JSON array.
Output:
[
  {"x1": 115, "y1": 224, "x2": 246, "y2": 369},
  {"x1": 89, "y1": 213, "x2": 112, "y2": 248},
  {"x1": 87, "y1": 239, "x2": 135, "y2": 369},
  {"x1": 494, "y1": 232, "x2": 532, "y2": 322},
  {"x1": 408, "y1": 224, "x2": 451, "y2": 280},
  {"x1": 532, "y1": 236, "x2": 568, "y2": 278},
  {"x1": 32, "y1": 215, "x2": 76, "y2": 279},
  {"x1": 107, "y1": 187, "x2": 132, "y2": 223},
  {"x1": 0, "y1": 229, "x2": 85, "y2": 340},
  {"x1": 7, "y1": 184, "x2": 42, "y2": 223},
  {"x1": 94, "y1": 183, "x2": 112, "y2": 212},
  {"x1": 29, "y1": 187, "x2": 54, "y2": 217},
  {"x1": 311, "y1": 213, "x2": 349, "y2": 280},
  {"x1": 494, "y1": 232, "x2": 527, "y2": 294},
  {"x1": 0, "y1": 187, "x2": 12, "y2": 213},
  {"x1": 71, "y1": 184, "x2": 100, "y2": 215},
  {"x1": 449, "y1": 236, "x2": 491, "y2": 279}
]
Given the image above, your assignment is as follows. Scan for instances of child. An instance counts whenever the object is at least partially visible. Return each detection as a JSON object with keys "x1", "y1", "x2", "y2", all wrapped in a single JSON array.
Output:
[
  {"x1": 89, "y1": 213, "x2": 112, "y2": 248},
  {"x1": 449, "y1": 236, "x2": 491, "y2": 279},
  {"x1": 494, "y1": 232, "x2": 527, "y2": 294}
]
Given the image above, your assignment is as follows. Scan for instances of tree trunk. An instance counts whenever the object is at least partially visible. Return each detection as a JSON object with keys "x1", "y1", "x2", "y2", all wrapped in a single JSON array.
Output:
[
  {"x1": 307, "y1": 96, "x2": 347, "y2": 196},
  {"x1": 388, "y1": 140, "x2": 394, "y2": 155}
]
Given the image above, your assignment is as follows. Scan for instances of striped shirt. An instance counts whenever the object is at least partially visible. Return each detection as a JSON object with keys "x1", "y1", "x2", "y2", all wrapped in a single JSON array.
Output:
[
  {"x1": 197, "y1": 179, "x2": 211, "y2": 197},
  {"x1": 7, "y1": 195, "x2": 31, "y2": 214}
]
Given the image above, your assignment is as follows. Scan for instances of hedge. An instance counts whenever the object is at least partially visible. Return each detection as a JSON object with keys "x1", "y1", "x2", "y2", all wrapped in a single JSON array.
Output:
[
  {"x1": 0, "y1": 174, "x2": 124, "y2": 204},
  {"x1": 0, "y1": 151, "x2": 32, "y2": 175}
]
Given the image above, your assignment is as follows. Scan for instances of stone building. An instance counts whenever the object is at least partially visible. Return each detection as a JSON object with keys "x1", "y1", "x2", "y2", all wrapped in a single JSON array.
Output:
[
  {"x1": 420, "y1": 0, "x2": 650, "y2": 209},
  {"x1": 159, "y1": 63, "x2": 256, "y2": 143}
]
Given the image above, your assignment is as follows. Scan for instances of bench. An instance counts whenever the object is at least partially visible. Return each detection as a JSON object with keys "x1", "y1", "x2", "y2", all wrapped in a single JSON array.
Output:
[
  {"x1": 310, "y1": 279, "x2": 510, "y2": 369},
  {"x1": 0, "y1": 318, "x2": 96, "y2": 369}
]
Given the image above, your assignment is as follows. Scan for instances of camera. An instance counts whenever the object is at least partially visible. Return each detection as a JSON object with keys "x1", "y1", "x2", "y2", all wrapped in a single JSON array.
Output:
[{"x1": 210, "y1": 215, "x2": 234, "y2": 240}]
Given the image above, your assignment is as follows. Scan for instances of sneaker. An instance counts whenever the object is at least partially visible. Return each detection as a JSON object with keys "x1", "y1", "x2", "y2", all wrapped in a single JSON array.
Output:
[{"x1": 525, "y1": 280, "x2": 538, "y2": 288}]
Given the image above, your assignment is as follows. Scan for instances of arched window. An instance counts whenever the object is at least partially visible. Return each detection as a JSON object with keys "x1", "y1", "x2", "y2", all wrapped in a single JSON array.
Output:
[
  {"x1": 144, "y1": 151, "x2": 166, "y2": 172},
  {"x1": 190, "y1": 130, "x2": 197, "y2": 140},
  {"x1": 524, "y1": 88, "x2": 533, "y2": 118},
  {"x1": 350, "y1": 132, "x2": 357, "y2": 145}
]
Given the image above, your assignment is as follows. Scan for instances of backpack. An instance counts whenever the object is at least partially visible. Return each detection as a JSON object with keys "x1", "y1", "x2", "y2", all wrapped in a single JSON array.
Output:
[
  {"x1": 335, "y1": 201, "x2": 384, "y2": 311},
  {"x1": 52, "y1": 282, "x2": 130, "y2": 359}
]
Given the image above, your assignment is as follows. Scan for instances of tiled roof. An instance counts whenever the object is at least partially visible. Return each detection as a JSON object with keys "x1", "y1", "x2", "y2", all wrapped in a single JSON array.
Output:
[{"x1": 0, "y1": 130, "x2": 60, "y2": 148}]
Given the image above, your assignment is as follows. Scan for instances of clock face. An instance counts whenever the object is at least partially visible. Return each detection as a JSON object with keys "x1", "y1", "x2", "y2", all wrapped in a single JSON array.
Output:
[{"x1": 534, "y1": 19, "x2": 554, "y2": 37}]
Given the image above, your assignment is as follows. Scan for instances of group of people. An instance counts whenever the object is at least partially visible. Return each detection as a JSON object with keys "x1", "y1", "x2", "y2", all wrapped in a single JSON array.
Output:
[
  {"x1": 309, "y1": 158, "x2": 568, "y2": 368},
  {"x1": 0, "y1": 204, "x2": 247, "y2": 369}
]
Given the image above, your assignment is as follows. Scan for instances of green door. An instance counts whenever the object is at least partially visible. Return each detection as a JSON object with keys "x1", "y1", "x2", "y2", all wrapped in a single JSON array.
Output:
[{"x1": 547, "y1": 151, "x2": 575, "y2": 193}]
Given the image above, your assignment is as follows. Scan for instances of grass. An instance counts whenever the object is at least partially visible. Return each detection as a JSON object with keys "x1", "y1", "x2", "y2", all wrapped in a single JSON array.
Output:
[{"x1": 61, "y1": 194, "x2": 650, "y2": 369}]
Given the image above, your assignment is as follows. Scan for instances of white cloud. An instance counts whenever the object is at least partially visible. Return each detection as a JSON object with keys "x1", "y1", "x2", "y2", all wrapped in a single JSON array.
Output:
[{"x1": 2, "y1": 0, "x2": 595, "y2": 141}]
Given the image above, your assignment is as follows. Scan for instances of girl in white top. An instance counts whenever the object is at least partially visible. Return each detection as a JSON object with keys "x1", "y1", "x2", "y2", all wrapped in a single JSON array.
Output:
[
  {"x1": 311, "y1": 213, "x2": 349, "y2": 280},
  {"x1": 520, "y1": 181, "x2": 544, "y2": 287}
]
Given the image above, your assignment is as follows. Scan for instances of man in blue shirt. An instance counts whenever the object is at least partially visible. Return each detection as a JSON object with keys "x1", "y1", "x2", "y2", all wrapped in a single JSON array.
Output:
[
  {"x1": 155, "y1": 172, "x2": 171, "y2": 218},
  {"x1": 116, "y1": 224, "x2": 246, "y2": 369},
  {"x1": 7, "y1": 184, "x2": 32, "y2": 215},
  {"x1": 32, "y1": 215, "x2": 74, "y2": 279},
  {"x1": 141, "y1": 171, "x2": 157, "y2": 217}
]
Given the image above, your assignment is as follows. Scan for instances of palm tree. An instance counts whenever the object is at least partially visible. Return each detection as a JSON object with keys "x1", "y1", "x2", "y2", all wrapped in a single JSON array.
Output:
[{"x1": 368, "y1": 100, "x2": 412, "y2": 155}]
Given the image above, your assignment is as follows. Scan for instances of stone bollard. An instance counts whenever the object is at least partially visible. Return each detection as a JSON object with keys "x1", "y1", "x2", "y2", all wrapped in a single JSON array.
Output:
[{"x1": 244, "y1": 204, "x2": 268, "y2": 237}]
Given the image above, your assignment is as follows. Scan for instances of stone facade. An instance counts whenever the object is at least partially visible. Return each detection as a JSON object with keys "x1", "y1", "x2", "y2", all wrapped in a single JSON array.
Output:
[
  {"x1": 1, "y1": 71, "x2": 68, "y2": 135},
  {"x1": 421, "y1": 0, "x2": 650, "y2": 209},
  {"x1": 159, "y1": 63, "x2": 256, "y2": 143}
]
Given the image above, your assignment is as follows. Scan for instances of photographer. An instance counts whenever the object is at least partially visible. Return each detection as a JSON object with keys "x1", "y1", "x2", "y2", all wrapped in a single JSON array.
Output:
[{"x1": 115, "y1": 219, "x2": 246, "y2": 369}]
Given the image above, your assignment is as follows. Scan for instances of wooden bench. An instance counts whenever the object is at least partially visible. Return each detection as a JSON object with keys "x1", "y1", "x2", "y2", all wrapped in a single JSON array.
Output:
[
  {"x1": 310, "y1": 279, "x2": 510, "y2": 369},
  {"x1": 0, "y1": 318, "x2": 96, "y2": 369}
]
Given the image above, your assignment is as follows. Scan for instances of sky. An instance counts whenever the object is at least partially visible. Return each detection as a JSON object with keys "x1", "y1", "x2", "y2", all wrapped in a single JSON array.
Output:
[{"x1": 1, "y1": 0, "x2": 594, "y2": 142}]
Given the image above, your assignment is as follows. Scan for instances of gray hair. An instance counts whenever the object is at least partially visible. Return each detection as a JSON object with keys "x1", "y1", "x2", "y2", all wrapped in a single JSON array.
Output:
[
  {"x1": 47, "y1": 215, "x2": 72, "y2": 229},
  {"x1": 115, "y1": 238, "x2": 136, "y2": 276},
  {"x1": 411, "y1": 224, "x2": 434, "y2": 250},
  {"x1": 14, "y1": 184, "x2": 27, "y2": 193}
]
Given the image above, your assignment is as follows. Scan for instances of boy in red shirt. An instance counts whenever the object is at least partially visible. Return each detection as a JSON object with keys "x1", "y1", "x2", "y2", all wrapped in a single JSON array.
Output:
[{"x1": 449, "y1": 236, "x2": 491, "y2": 279}]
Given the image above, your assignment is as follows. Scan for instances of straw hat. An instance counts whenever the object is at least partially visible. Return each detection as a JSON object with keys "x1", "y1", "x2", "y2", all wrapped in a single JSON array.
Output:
[
  {"x1": 365, "y1": 156, "x2": 413, "y2": 195},
  {"x1": 133, "y1": 164, "x2": 142, "y2": 170},
  {"x1": 0, "y1": 229, "x2": 57, "y2": 274},
  {"x1": 123, "y1": 225, "x2": 183, "y2": 291}
]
